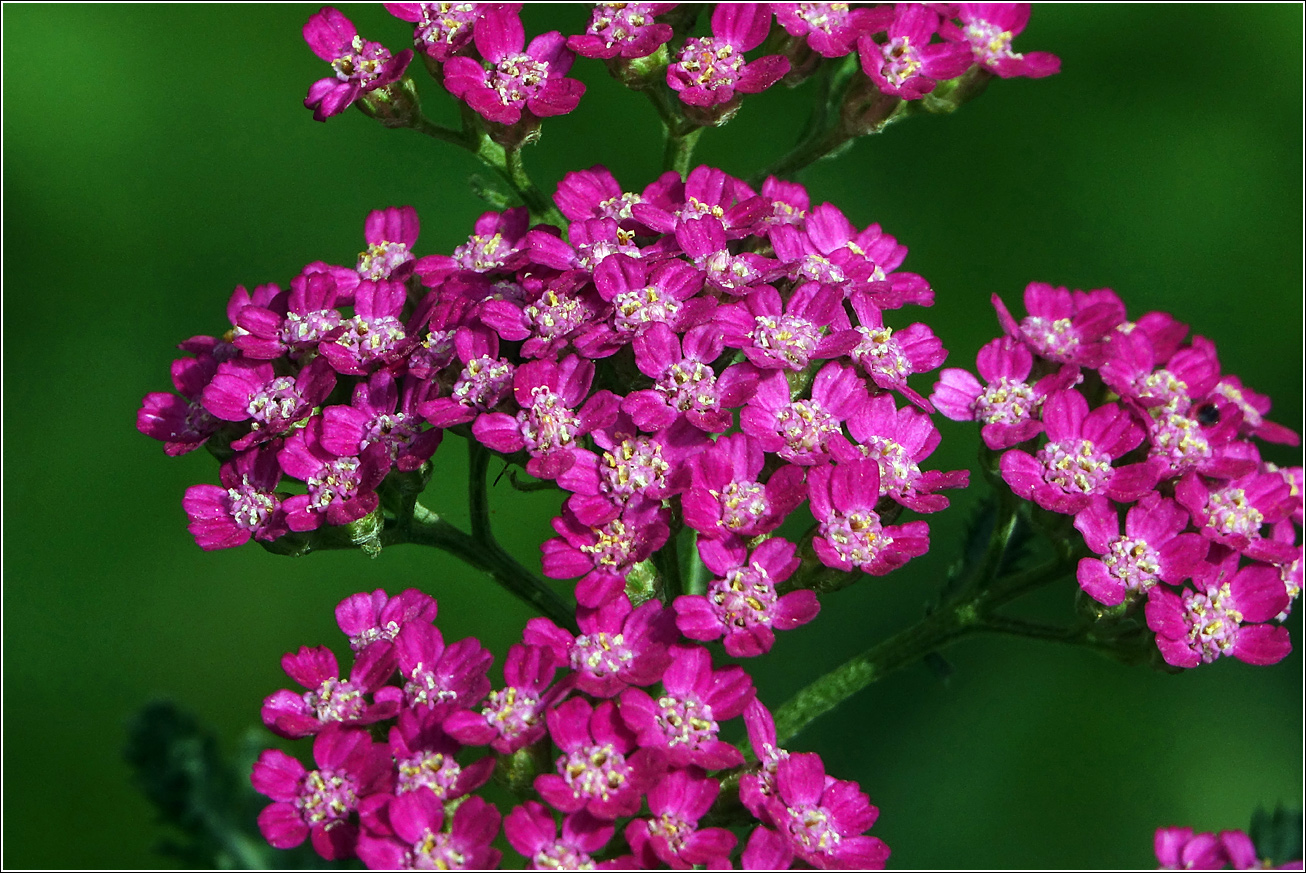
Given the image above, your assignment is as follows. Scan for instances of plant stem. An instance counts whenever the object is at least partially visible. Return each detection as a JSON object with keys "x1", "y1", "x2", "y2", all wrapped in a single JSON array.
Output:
[
  {"x1": 405, "y1": 503, "x2": 578, "y2": 633},
  {"x1": 663, "y1": 126, "x2": 703, "y2": 178},
  {"x1": 770, "y1": 553, "x2": 1076, "y2": 746}
]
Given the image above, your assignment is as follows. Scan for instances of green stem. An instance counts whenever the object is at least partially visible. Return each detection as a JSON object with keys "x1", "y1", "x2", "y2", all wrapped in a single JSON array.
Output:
[
  {"x1": 468, "y1": 442, "x2": 492, "y2": 543},
  {"x1": 654, "y1": 529, "x2": 684, "y2": 602},
  {"x1": 663, "y1": 126, "x2": 704, "y2": 178},
  {"x1": 770, "y1": 555, "x2": 1076, "y2": 747},
  {"x1": 406, "y1": 503, "x2": 578, "y2": 633},
  {"x1": 502, "y1": 144, "x2": 568, "y2": 228}
]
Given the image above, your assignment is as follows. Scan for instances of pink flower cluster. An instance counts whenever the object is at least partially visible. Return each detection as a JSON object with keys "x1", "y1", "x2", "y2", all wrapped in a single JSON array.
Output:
[
  {"x1": 1155, "y1": 826, "x2": 1299, "y2": 871},
  {"x1": 301, "y1": 4, "x2": 1058, "y2": 126},
  {"x1": 251, "y1": 587, "x2": 889, "y2": 869},
  {"x1": 139, "y1": 165, "x2": 967, "y2": 626},
  {"x1": 932, "y1": 283, "x2": 1303, "y2": 669}
]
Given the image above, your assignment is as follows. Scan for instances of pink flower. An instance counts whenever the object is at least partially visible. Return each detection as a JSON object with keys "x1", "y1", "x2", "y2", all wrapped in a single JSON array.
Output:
[
  {"x1": 998, "y1": 388, "x2": 1161, "y2": 518},
  {"x1": 942, "y1": 4, "x2": 1060, "y2": 78},
  {"x1": 1175, "y1": 469, "x2": 1299, "y2": 564},
  {"x1": 524, "y1": 593, "x2": 677, "y2": 698},
  {"x1": 569, "y1": 3, "x2": 677, "y2": 60},
  {"x1": 319, "y1": 280, "x2": 410, "y2": 375},
  {"x1": 681, "y1": 433, "x2": 807, "y2": 543},
  {"x1": 303, "y1": 7, "x2": 413, "y2": 121},
  {"x1": 385, "y1": 2, "x2": 495, "y2": 62},
  {"x1": 807, "y1": 457, "x2": 930, "y2": 574},
  {"x1": 443, "y1": 644, "x2": 568, "y2": 754},
  {"x1": 535, "y1": 698, "x2": 664, "y2": 819},
  {"x1": 416, "y1": 207, "x2": 531, "y2": 282},
  {"x1": 1155, "y1": 826, "x2": 1263, "y2": 870},
  {"x1": 740, "y1": 363, "x2": 868, "y2": 466},
  {"x1": 202, "y1": 357, "x2": 336, "y2": 452},
  {"x1": 355, "y1": 206, "x2": 419, "y2": 281},
  {"x1": 251, "y1": 725, "x2": 394, "y2": 860},
  {"x1": 261, "y1": 644, "x2": 400, "y2": 739},
  {"x1": 717, "y1": 283, "x2": 858, "y2": 372},
  {"x1": 838, "y1": 391, "x2": 970, "y2": 513},
  {"x1": 393, "y1": 622, "x2": 494, "y2": 718},
  {"x1": 622, "y1": 323, "x2": 760, "y2": 433},
  {"x1": 625, "y1": 768, "x2": 739, "y2": 868},
  {"x1": 674, "y1": 537, "x2": 820, "y2": 657},
  {"x1": 505, "y1": 801, "x2": 621, "y2": 870},
  {"x1": 335, "y1": 588, "x2": 438, "y2": 654},
  {"x1": 1146, "y1": 552, "x2": 1292, "y2": 668},
  {"x1": 857, "y1": 4, "x2": 972, "y2": 100},
  {"x1": 1073, "y1": 493, "x2": 1208, "y2": 606},
  {"x1": 278, "y1": 418, "x2": 390, "y2": 532},
  {"x1": 471, "y1": 355, "x2": 619, "y2": 480},
  {"x1": 385, "y1": 708, "x2": 494, "y2": 801},
  {"x1": 137, "y1": 353, "x2": 222, "y2": 456},
  {"x1": 417, "y1": 326, "x2": 515, "y2": 427},
  {"x1": 620, "y1": 645, "x2": 755, "y2": 769},
  {"x1": 848, "y1": 294, "x2": 947, "y2": 411},
  {"x1": 541, "y1": 500, "x2": 672, "y2": 608},
  {"x1": 773, "y1": 3, "x2": 891, "y2": 58},
  {"x1": 356, "y1": 792, "x2": 501, "y2": 870},
  {"x1": 443, "y1": 7, "x2": 585, "y2": 125},
  {"x1": 667, "y1": 4, "x2": 790, "y2": 106},
  {"x1": 932, "y1": 336, "x2": 1074, "y2": 449},
  {"x1": 748, "y1": 752, "x2": 890, "y2": 870},
  {"x1": 321, "y1": 370, "x2": 440, "y2": 473},
  {"x1": 992, "y1": 282, "x2": 1127, "y2": 368},
  {"x1": 182, "y1": 447, "x2": 288, "y2": 550}
]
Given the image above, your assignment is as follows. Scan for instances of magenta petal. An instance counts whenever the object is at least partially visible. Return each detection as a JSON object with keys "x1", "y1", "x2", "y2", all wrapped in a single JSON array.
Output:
[{"x1": 1232, "y1": 624, "x2": 1291, "y2": 666}]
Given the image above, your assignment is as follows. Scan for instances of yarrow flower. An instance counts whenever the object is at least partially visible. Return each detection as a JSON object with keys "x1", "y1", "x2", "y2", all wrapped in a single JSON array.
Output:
[{"x1": 303, "y1": 7, "x2": 413, "y2": 121}]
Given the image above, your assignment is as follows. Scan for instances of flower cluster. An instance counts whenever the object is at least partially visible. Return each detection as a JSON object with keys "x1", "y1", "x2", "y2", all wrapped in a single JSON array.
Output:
[
  {"x1": 139, "y1": 165, "x2": 967, "y2": 624},
  {"x1": 251, "y1": 587, "x2": 888, "y2": 869},
  {"x1": 932, "y1": 284, "x2": 1303, "y2": 669},
  {"x1": 1154, "y1": 826, "x2": 1299, "y2": 871},
  {"x1": 301, "y1": 4, "x2": 1058, "y2": 129}
]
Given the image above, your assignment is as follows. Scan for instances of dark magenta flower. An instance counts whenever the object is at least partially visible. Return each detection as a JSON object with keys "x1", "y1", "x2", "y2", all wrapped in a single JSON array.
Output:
[
  {"x1": 443, "y1": 643, "x2": 568, "y2": 754},
  {"x1": 675, "y1": 536, "x2": 819, "y2": 657},
  {"x1": 838, "y1": 392, "x2": 969, "y2": 514},
  {"x1": 619, "y1": 645, "x2": 755, "y2": 769},
  {"x1": 1175, "y1": 469, "x2": 1299, "y2": 564},
  {"x1": 992, "y1": 282, "x2": 1127, "y2": 368},
  {"x1": 999, "y1": 388, "x2": 1161, "y2": 519},
  {"x1": 681, "y1": 433, "x2": 807, "y2": 543},
  {"x1": 278, "y1": 418, "x2": 390, "y2": 532},
  {"x1": 335, "y1": 588, "x2": 438, "y2": 655},
  {"x1": 739, "y1": 699, "x2": 790, "y2": 824},
  {"x1": 471, "y1": 355, "x2": 619, "y2": 480},
  {"x1": 858, "y1": 4, "x2": 972, "y2": 100},
  {"x1": 137, "y1": 353, "x2": 222, "y2": 456},
  {"x1": 319, "y1": 280, "x2": 410, "y2": 375},
  {"x1": 443, "y1": 7, "x2": 585, "y2": 125},
  {"x1": 321, "y1": 370, "x2": 441, "y2": 473},
  {"x1": 355, "y1": 206, "x2": 419, "y2": 281},
  {"x1": 385, "y1": 2, "x2": 497, "y2": 62},
  {"x1": 751, "y1": 752, "x2": 890, "y2": 870},
  {"x1": 385, "y1": 708, "x2": 494, "y2": 801},
  {"x1": 574, "y1": 254, "x2": 711, "y2": 358},
  {"x1": 1212, "y1": 374, "x2": 1301, "y2": 446},
  {"x1": 807, "y1": 457, "x2": 930, "y2": 574},
  {"x1": 1146, "y1": 553, "x2": 1292, "y2": 668},
  {"x1": 554, "y1": 165, "x2": 645, "y2": 226},
  {"x1": 932, "y1": 336, "x2": 1071, "y2": 450},
  {"x1": 740, "y1": 363, "x2": 868, "y2": 465},
  {"x1": 182, "y1": 447, "x2": 288, "y2": 550},
  {"x1": 624, "y1": 768, "x2": 738, "y2": 868},
  {"x1": 235, "y1": 270, "x2": 346, "y2": 362},
  {"x1": 303, "y1": 7, "x2": 413, "y2": 121},
  {"x1": 417, "y1": 326, "x2": 515, "y2": 427},
  {"x1": 416, "y1": 207, "x2": 531, "y2": 283},
  {"x1": 203, "y1": 357, "x2": 337, "y2": 452},
  {"x1": 667, "y1": 4, "x2": 790, "y2": 106},
  {"x1": 542, "y1": 500, "x2": 672, "y2": 608},
  {"x1": 524, "y1": 593, "x2": 677, "y2": 698},
  {"x1": 943, "y1": 4, "x2": 1061, "y2": 79},
  {"x1": 356, "y1": 792, "x2": 501, "y2": 870},
  {"x1": 773, "y1": 3, "x2": 891, "y2": 58},
  {"x1": 505, "y1": 801, "x2": 620, "y2": 870},
  {"x1": 569, "y1": 3, "x2": 677, "y2": 59},
  {"x1": 633, "y1": 165, "x2": 768, "y2": 237},
  {"x1": 849, "y1": 294, "x2": 946, "y2": 411},
  {"x1": 1155, "y1": 826, "x2": 1264, "y2": 870},
  {"x1": 394, "y1": 622, "x2": 494, "y2": 719},
  {"x1": 536, "y1": 698, "x2": 664, "y2": 820},
  {"x1": 1100, "y1": 330, "x2": 1221, "y2": 415},
  {"x1": 1073, "y1": 493, "x2": 1208, "y2": 607},
  {"x1": 623, "y1": 323, "x2": 760, "y2": 433},
  {"x1": 261, "y1": 644, "x2": 400, "y2": 739},
  {"x1": 251, "y1": 724, "x2": 395, "y2": 860},
  {"x1": 717, "y1": 283, "x2": 858, "y2": 372},
  {"x1": 675, "y1": 216, "x2": 781, "y2": 295}
]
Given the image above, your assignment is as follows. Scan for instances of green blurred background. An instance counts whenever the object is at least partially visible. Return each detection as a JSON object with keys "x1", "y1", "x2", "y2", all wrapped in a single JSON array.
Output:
[{"x1": 4, "y1": 4, "x2": 1302, "y2": 868}]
